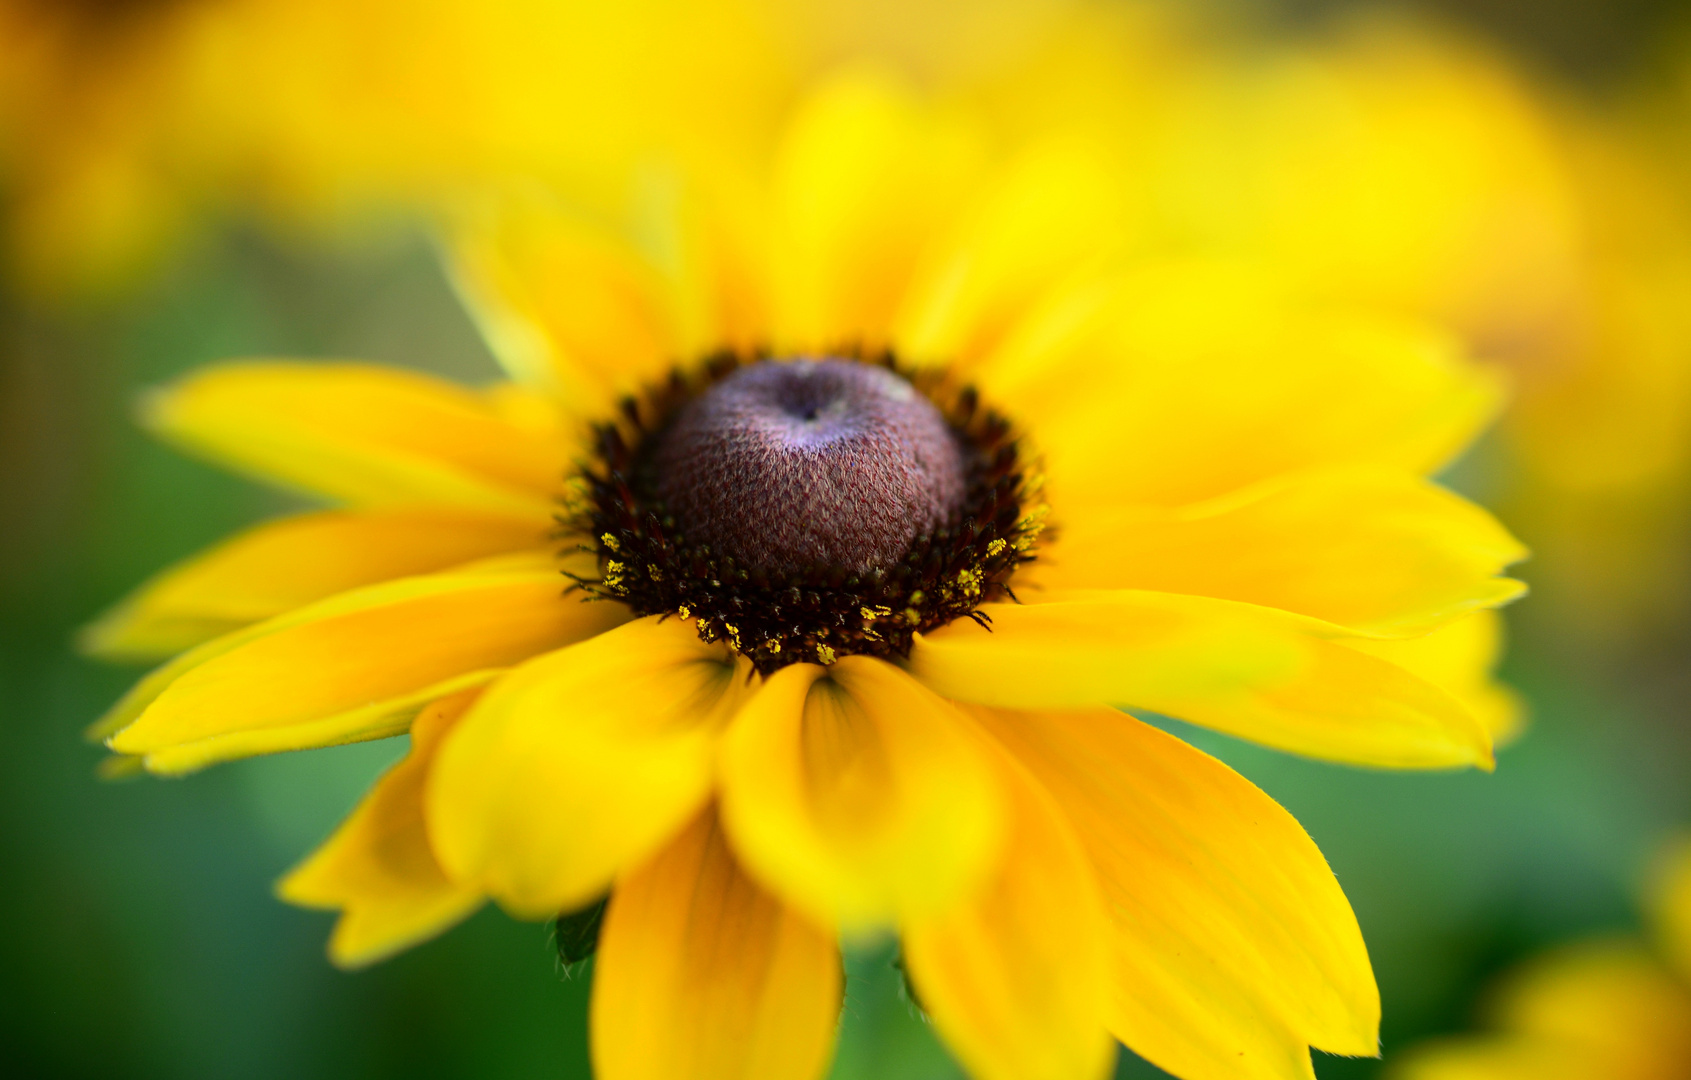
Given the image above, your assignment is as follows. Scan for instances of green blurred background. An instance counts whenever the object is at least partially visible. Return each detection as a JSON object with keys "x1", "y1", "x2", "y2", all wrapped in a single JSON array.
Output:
[{"x1": 6, "y1": 1, "x2": 1691, "y2": 1077}]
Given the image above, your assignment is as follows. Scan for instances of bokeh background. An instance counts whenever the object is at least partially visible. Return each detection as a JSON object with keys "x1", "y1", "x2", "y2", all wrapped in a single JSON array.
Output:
[{"x1": 5, "y1": 0, "x2": 1691, "y2": 1077}]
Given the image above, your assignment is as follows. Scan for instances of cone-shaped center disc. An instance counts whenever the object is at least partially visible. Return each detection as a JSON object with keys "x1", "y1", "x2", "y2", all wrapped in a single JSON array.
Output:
[{"x1": 654, "y1": 360, "x2": 966, "y2": 576}]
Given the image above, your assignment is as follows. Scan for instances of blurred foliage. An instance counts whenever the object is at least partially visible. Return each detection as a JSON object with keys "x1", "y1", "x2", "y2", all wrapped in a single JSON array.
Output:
[{"x1": 6, "y1": 1, "x2": 1691, "y2": 1078}]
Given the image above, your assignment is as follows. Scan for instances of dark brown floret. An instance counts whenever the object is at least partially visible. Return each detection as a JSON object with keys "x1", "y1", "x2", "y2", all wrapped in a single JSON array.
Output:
[{"x1": 561, "y1": 348, "x2": 1046, "y2": 676}]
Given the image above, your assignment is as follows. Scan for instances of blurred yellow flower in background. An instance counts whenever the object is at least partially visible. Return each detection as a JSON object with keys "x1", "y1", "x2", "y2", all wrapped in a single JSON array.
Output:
[
  {"x1": 1501, "y1": 99, "x2": 1691, "y2": 644},
  {"x1": 83, "y1": 48, "x2": 1530, "y2": 1080},
  {"x1": 1144, "y1": 15, "x2": 1584, "y2": 370},
  {"x1": 1138, "y1": 11, "x2": 1691, "y2": 651},
  {"x1": 0, "y1": 0, "x2": 1185, "y2": 301},
  {"x1": 0, "y1": 0, "x2": 794, "y2": 297},
  {"x1": 1390, "y1": 836, "x2": 1691, "y2": 1080}
]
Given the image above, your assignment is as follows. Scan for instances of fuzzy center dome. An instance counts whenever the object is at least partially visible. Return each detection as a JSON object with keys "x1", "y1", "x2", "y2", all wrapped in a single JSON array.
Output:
[{"x1": 654, "y1": 359, "x2": 966, "y2": 576}]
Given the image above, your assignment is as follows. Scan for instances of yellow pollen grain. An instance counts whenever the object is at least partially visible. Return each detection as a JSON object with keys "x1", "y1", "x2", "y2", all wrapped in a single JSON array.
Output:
[
  {"x1": 955, "y1": 567, "x2": 984, "y2": 598},
  {"x1": 765, "y1": 639, "x2": 781, "y2": 654},
  {"x1": 678, "y1": 604, "x2": 692, "y2": 619},
  {"x1": 646, "y1": 563, "x2": 663, "y2": 581},
  {"x1": 601, "y1": 533, "x2": 620, "y2": 552},
  {"x1": 986, "y1": 538, "x2": 1007, "y2": 557},
  {"x1": 816, "y1": 644, "x2": 837, "y2": 665}
]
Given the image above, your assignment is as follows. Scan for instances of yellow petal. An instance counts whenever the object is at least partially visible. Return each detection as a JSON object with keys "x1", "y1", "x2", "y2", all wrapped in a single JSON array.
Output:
[
  {"x1": 718, "y1": 657, "x2": 1005, "y2": 932},
  {"x1": 771, "y1": 69, "x2": 984, "y2": 351},
  {"x1": 277, "y1": 689, "x2": 484, "y2": 969},
  {"x1": 87, "y1": 565, "x2": 523, "y2": 742},
  {"x1": 144, "y1": 362, "x2": 567, "y2": 516},
  {"x1": 1349, "y1": 610, "x2": 1523, "y2": 745},
  {"x1": 427, "y1": 617, "x2": 751, "y2": 919},
  {"x1": 907, "y1": 592, "x2": 1307, "y2": 709},
  {"x1": 975, "y1": 705, "x2": 1379, "y2": 1080},
  {"x1": 1143, "y1": 633, "x2": 1495, "y2": 770},
  {"x1": 1039, "y1": 468, "x2": 1526, "y2": 637},
  {"x1": 448, "y1": 192, "x2": 700, "y2": 411},
  {"x1": 590, "y1": 808, "x2": 841, "y2": 1080},
  {"x1": 106, "y1": 569, "x2": 625, "y2": 774},
  {"x1": 902, "y1": 741, "x2": 1116, "y2": 1080},
  {"x1": 81, "y1": 509, "x2": 550, "y2": 662},
  {"x1": 911, "y1": 592, "x2": 1493, "y2": 770},
  {"x1": 979, "y1": 262, "x2": 1504, "y2": 507},
  {"x1": 894, "y1": 136, "x2": 1131, "y2": 368}
]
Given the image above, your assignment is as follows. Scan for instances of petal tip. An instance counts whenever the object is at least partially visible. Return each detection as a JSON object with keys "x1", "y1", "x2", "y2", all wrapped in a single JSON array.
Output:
[
  {"x1": 273, "y1": 858, "x2": 327, "y2": 908},
  {"x1": 86, "y1": 713, "x2": 126, "y2": 744},
  {"x1": 93, "y1": 754, "x2": 146, "y2": 781},
  {"x1": 104, "y1": 725, "x2": 141, "y2": 755},
  {"x1": 1470, "y1": 738, "x2": 1498, "y2": 772},
  {"x1": 134, "y1": 381, "x2": 182, "y2": 436},
  {"x1": 73, "y1": 615, "x2": 123, "y2": 661}
]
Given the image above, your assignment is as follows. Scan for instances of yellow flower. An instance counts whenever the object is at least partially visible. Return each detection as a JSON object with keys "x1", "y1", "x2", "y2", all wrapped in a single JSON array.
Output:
[
  {"x1": 0, "y1": 0, "x2": 1146, "y2": 300},
  {"x1": 1147, "y1": 15, "x2": 1691, "y2": 645},
  {"x1": 1495, "y1": 102, "x2": 1691, "y2": 641},
  {"x1": 1390, "y1": 837, "x2": 1691, "y2": 1080},
  {"x1": 0, "y1": 0, "x2": 789, "y2": 296},
  {"x1": 1106, "y1": 14, "x2": 1579, "y2": 374},
  {"x1": 89, "y1": 70, "x2": 1526, "y2": 1080}
]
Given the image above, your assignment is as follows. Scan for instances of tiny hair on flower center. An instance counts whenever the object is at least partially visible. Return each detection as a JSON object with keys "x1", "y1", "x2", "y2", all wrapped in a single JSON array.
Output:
[{"x1": 565, "y1": 349, "x2": 1045, "y2": 674}]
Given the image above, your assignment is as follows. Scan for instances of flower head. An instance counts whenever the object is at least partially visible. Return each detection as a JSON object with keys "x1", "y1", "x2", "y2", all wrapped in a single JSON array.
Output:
[{"x1": 89, "y1": 68, "x2": 1526, "y2": 1080}]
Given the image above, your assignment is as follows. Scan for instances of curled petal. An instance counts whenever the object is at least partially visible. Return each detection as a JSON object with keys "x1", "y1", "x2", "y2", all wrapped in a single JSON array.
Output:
[
  {"x1": 105, "y1": 569, "x2": 625, "y2": 773},
  {"x1": 145, "y1": 362, "x2": 566, "y2": 516},
  {"x1": 770, "y1": 70, "x2": 984, "y2": 352},
  {"x1": 979, "y1": 264, "x2": 1504, "y2": 506},
  {"x1": 895, "y1": 137, "x2": 1130, "y2": 368},
  {"x1": 81, "y1": 509, "x2": 549, "y2": 661},
  {"x1": 718, "y1": 657, "x2": 1005, "y2": 932},
  {"x1": 428, "y1": 617, "x2": 751, "y2": 918},
  {"x1": 976, "y1": 705, "x2": 1378, "y2": 1080},
  {"x1": 278, "y1": 689, "x2": 485, "y2": 968},
  {"x1": 449, "y1": 195, "x2": 698, "y2": 409},
  {"x1": 1349, "y1": 610, "x2": 1522, "y2": 744},
  {"x1": 1040, "y1": 468, "x2": 1525, "y2": 637},
  {"x1": 911, "y1": 591, "x2": 1493, "y2": 770},
  {"x1": 902, "y1": 739, "x2": 1116, "y2": 1080},
  {"x1": 591, "y1": 808, "x2": 841, "y2": 1080}
]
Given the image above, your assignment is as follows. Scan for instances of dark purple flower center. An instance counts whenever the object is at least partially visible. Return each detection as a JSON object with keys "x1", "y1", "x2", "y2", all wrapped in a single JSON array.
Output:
[
  {"x1": 569, "y1": 349, "x2": 1039, "y2": 674},
  {"x1": 653, "y1": 359, "x2": 966, "y2": 576}
]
